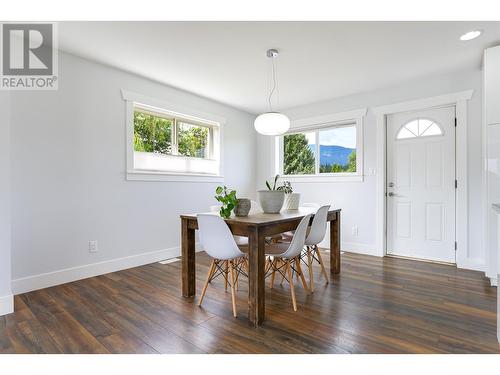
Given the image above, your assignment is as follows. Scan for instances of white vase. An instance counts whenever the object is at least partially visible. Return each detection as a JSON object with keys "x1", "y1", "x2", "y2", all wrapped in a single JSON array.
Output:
[
  {"x1": 283, "y1": 193, "x2": 301, "y2": 210},
  {"x1": 257, "y1": 190, "x2": 285, "y2": 213}
]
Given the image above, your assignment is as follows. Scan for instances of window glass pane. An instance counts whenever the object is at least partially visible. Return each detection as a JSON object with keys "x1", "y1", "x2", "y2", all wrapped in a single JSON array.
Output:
[
  {"x1": 396, "y1": 118, "x2": 443, "y2": 139},
  {"x1": 397, "y1": 127, "x2": 416, "y2": 139},
  {"x1": 283, "y1": 132, "x2": 316, "y2": 175},
  {"x1": 134, "y1": 110, "x2": 172, "y2": 154},
  {"x1": 418, "y1": 119, "x2": 433, "y2": 135},
  {"x1": 177, "y1": 121, "x2": 210, "y2": 158},
  {"x1": 420, "y1": 123, "x2": 442, "y2": 136},
  {"x1": 405, "y1": 120, "x2": 419, "y2": 136},
  {"x1": 319, "y1": 125, "x2": 357, "y2": 173}
]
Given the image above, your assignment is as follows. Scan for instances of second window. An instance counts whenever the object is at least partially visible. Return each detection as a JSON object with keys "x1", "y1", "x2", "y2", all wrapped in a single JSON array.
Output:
[{"x1": 282, "y1": 123, "x2": 359, "y2": 176}]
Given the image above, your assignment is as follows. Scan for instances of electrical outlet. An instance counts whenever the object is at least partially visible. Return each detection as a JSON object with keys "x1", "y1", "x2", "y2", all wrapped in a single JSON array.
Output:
[
  {"x1": 89, "y1": 240, "x2": 98, "y2": 253},
  {"x1": 352, "y1": 226, "x2": 359, "y2": 237}
]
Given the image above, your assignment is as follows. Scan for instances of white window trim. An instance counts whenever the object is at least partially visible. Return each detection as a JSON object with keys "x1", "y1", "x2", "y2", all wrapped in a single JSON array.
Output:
[
  {"x1": 275, "y1": 108, "x2": 367, "y2": 183},
  {"x1": 122, "y1": 89, "x2": 225, "y2": 183}
]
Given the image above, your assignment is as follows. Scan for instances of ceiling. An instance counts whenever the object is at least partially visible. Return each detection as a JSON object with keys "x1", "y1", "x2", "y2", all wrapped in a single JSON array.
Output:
[{"x1": 58, "y1": 21, "x2": 500, "y2": 114}]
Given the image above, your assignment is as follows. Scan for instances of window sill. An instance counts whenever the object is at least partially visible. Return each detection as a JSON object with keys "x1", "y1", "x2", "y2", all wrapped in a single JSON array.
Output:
[
  {"x1": 126, "y1": 170, "x2": 224, "y2": 183},
  {"x1": 282, "y1": 174, "x2": 364, "y2": 183}
]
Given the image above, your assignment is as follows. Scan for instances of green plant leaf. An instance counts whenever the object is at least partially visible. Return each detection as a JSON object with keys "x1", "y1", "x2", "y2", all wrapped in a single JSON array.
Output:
[
  {"x1": 215, "y1": 185, "x2": 238, "y2": 219},
  {"x1": 265, "y1": 180, "x2": 272, "y2": 190}
]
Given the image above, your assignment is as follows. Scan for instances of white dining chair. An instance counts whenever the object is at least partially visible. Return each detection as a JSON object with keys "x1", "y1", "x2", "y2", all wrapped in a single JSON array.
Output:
[
  {"x1": 279, "y1": 202, "x2": 320, "y2": 242},
  {"x1": 303, "y1": 205, "x2": 331, "y2": 292},
  {"x1": 210, "y1": 201, "x2": 276, "y2": 247},
  {"x1": 278, "y1": 204, "x2": 330, "y2": 291},
  {"x1": 265, "y1": 214, "x2": 312, "y2": 311},
  {"x1": 209, "y1": 205, "x2": 249, "y2": 246},
  {"x1": 197, "y1": 213, "x2": 248, "y2": 317}
]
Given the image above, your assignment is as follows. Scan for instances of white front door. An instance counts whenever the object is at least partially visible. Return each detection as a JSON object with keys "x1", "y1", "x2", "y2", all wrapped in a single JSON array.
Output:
[{"x1": 386, "y1": 106, "x2": 456, "y2": 263}]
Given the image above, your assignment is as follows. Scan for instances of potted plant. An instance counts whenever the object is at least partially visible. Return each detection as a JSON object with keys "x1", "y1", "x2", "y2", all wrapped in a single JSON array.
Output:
[
  {"x1": 215, "y1": 186, "x2": 251, "y2": 218},
  {"x1": 258, "y1": 175, "x2": 286, "y2": 214},
  {"x1": 215, "y1": 186, "x2": 238, "y2": 219},
  {"x1": 281, "y1": 181, "x2": 301, "y2": 210}
]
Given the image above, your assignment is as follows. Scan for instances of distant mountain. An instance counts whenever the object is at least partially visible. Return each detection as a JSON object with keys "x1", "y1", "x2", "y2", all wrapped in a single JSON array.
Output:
[{"x1": 309, "y1": 144, "x2": 355, "y2": 166}]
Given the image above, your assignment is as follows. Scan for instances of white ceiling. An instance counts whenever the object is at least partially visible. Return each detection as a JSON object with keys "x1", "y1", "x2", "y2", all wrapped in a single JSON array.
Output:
[{"x1": 58, "y1": 21, "x2": 500, "y2": 114}]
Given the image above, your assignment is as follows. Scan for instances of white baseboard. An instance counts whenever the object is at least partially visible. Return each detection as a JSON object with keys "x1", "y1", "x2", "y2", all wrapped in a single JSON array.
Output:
[
  {"x1": 12, "y1": 243, "x2": 201, "y2": 295},
  {"x1": 457, "y1": 258, "x2": 485, "y2": 272},
  {"x1": 489, "y1": 277, "x2": 498, "y2": 287},
  {"x1": 0, "y1": 294, "x2": 14, "y2": 316},
  {"x1": 342, "y1": 242, "x2": 381, "y2": 257}
]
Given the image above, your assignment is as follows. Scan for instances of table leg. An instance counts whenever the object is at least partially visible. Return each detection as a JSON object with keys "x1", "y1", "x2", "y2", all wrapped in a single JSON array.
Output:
[
  {"x1": 330, "y1": 212, "x2": 341, "y2": 274},
  {"x1": 248, "y1": 226, "x2": 265, "y2": 326},
  {"x1": 181, "y1": 218, "x2": 196, "y2": 297}
]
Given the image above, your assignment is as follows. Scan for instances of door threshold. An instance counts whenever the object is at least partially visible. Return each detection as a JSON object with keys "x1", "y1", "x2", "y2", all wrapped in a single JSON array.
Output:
[{"x1": 385, "y1": 253, "x2": 456, "y2": 266}]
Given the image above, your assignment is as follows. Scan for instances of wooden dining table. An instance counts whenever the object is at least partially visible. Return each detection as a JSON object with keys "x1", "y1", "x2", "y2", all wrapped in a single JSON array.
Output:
[{"x1": 180, "y1": 207, "x2": 341, "y2": 327}]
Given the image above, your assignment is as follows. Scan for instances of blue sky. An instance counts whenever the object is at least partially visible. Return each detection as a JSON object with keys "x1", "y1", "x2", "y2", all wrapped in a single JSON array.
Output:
[{"x1": 304, "y1": 126, "x2": 356, "y2": 149}]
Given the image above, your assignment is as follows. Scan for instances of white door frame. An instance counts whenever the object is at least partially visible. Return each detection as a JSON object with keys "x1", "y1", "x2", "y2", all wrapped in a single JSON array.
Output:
[{"x1": 373, "y1": 90, "x2": 473, "y2": 269}]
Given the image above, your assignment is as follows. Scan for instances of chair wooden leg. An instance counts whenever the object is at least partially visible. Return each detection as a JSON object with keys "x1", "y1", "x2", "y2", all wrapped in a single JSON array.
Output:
[
  {"x1": 306, "y1": 248, "x2": 315, "y2": 293},
  {"x1": 229, "y1": 260, "x2": 237, "y2": 318},
  {"x1": 265, "y1": 257, "x2": 272, "y2": 273},
  {"x1": 315, "y1": 246, "x2": 329, "y2": 284},
  {"x1": 269, "y1": 259, "x2": 277, "y2": 288},
  {"x1": 198, "y1": 260, "x2": 216, "y2": 306},
  {"x1": 242, "y1": 257, "x2": 248, "y2": 274},
  {"x1": 280, "y1": 260, "x2": 286, "y2": 286},
  {"x1": 224, "y1": 260, "x2": 229, "y2": 292},
  {"x1": 235, "y1": 262, "x2": 239, "y2": 292},
  {"x1": 286, "y1": 261, "x2": 297, "y2": 311},
  {"x1": 295, "y1": 256, "x2": 309, "y2": 293}
]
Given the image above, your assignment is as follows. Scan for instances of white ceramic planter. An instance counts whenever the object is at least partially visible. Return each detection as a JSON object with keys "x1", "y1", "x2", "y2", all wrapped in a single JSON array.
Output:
[
  {"x1": 257, "y1": 190, "x2": 285, "y2": 213},
  {"x1": 283, "y1": 193, "x2": 301, "y2": 210}
]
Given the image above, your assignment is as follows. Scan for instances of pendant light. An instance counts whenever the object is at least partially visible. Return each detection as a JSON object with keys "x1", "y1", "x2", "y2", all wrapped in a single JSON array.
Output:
[{"x1": 254, "y1": 49, "x2": 290, "y2": 136}]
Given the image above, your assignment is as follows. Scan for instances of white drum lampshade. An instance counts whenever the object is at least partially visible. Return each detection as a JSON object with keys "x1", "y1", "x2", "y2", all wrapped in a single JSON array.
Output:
[{"x1": 254, "y1": 112, "x2": 290, "y2": 136}]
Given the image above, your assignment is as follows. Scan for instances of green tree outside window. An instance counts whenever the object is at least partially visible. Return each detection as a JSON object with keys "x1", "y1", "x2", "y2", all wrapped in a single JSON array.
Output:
[
  {"x1": 133, "y1": 111, "x2": 172, "y2": 154},
  {"x1": 319, "y1": 150, "x2": 356, "y2": 173},
  {"x1": 133, "y1": 111, "x2": 209, "y2": 159},
  {"x1": 283, "y1": 133, "x2": 315, "y2": 175}
]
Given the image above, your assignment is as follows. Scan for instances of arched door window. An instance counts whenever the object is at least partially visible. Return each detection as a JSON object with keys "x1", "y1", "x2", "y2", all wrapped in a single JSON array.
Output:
[{"x1": 396, "y1": 118, "x2": 443, "y2": 140}]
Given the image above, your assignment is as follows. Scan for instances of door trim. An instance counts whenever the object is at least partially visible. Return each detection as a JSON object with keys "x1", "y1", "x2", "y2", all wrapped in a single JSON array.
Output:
[
  {"x1": 373, "y1": 90, "x2": 475, "y2": 270},
  {"x1": 386, "y1": 106, "x2": 456, "y2": 263}
]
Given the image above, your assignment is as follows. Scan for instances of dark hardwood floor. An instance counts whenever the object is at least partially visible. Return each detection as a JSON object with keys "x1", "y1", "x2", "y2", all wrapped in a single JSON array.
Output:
[{"x1": 1, "y1": 251, "x2": 498, "y2": 354}]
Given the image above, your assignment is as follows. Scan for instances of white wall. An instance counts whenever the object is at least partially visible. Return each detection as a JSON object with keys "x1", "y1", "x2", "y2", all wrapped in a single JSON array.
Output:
[
  {"x1": 484, "y1": 46, "x2": 500, "y2": 284},
  {"x1": 257, "y1": 68, "x2": 484, "y2": 267},
  {"x1": 9, "y1": 52, "x2": 257, "y2": 293},
  {"x1": 0, "y1": 91, "x2": 13, "y2": 315}
]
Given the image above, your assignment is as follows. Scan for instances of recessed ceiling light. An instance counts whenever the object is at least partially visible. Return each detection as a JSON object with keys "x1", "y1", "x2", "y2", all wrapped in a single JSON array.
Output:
[{"x1": 460, "y1": 30, "x2": 482, "y2": 41}]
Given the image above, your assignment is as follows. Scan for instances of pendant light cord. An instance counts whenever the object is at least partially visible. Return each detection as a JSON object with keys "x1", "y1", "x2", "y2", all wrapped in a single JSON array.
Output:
[{"x1": 268, "y1": 56, "x2": 277, "y2": 112}]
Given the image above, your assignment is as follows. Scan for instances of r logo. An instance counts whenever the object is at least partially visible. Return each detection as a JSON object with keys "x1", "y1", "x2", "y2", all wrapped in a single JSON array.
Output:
[{"x1": 2, "y1": 23, "x2": 53, "y2": 75}]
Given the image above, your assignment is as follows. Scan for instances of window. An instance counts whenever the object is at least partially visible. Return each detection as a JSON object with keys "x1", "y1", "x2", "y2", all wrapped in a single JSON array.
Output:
[
  {"x1": 277, "y1": 109, "x2": 365, "y2": 182},
  {"x1": 123, "y1": 90, "x2": 223, "y2": 181},
  {"x1": 318, "y1": 125, "x2": 357, "y2": 173},
  {"x1": 283, "y1": 131, "x2": 316, "y2": 175},
  {"x1": 133, "y1": 106, "x2": 212, "y2": 159},
  {"x1": 133, "y1": 109, "x2": 173, "y2": 154},
  {"x1": 396, "y1": 118, "x2": 443, "y2": 139},
  {"x1": 177, "y1": 121, "x2": 210, "y2": 158}
]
